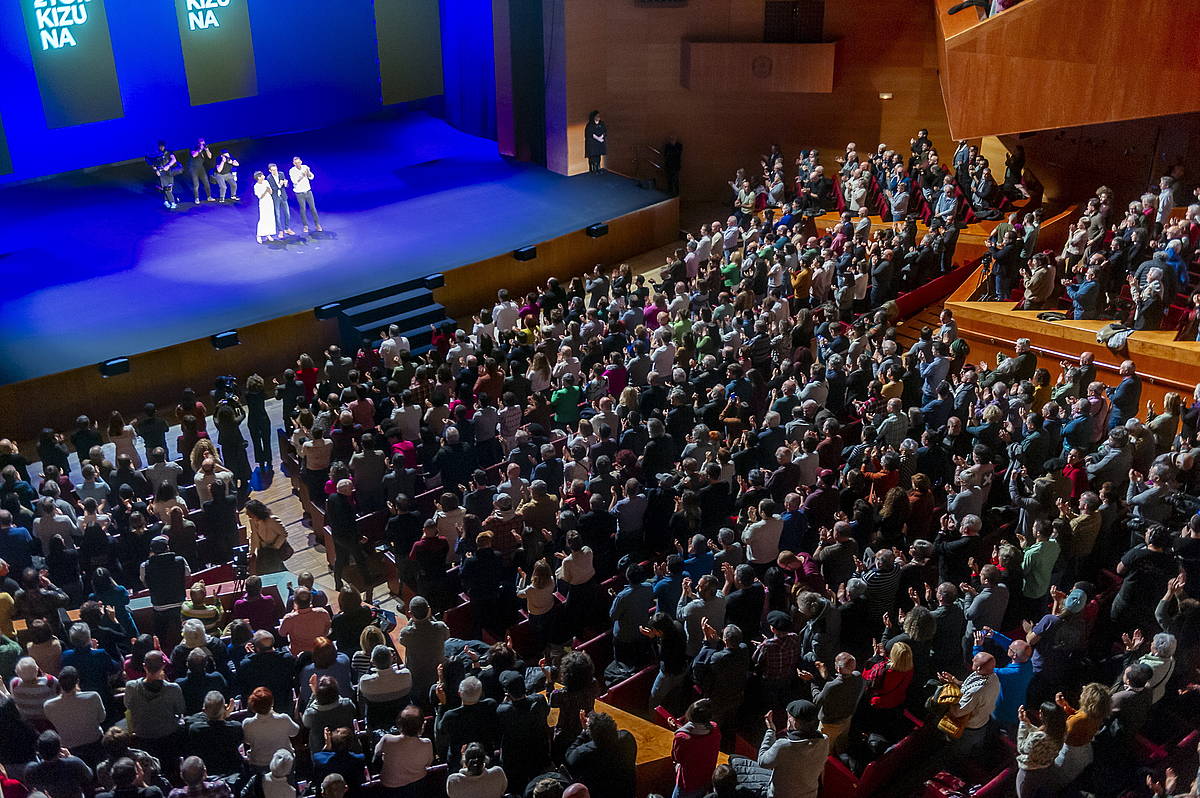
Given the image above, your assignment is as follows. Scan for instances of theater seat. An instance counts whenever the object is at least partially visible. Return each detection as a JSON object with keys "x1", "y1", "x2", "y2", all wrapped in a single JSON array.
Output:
[
  {"x1": 821, "y1": 755, "x2": 859, "y2": 798},
  {"x1": 972, "y1": 766, "x2": 1015, "y2": 798},
  {"x1": 599, "y1": 664, "x2": 656, "y2": 713}
]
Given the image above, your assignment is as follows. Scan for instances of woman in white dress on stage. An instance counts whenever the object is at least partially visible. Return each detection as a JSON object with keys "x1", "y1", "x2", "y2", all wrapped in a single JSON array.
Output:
[{"x1": 254, "y1": 171, "x2": 278, "y2": 243}]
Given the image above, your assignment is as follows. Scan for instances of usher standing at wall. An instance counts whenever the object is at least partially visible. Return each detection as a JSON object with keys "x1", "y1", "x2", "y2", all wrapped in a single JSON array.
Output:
[
  {"x1": 585, "y1": 110, "x2": 607, "y2": 173},
  {"x1": 188, "y1": 138, "x2": 214, "y2": 204},
  {"x1": 214, "y1": 149, "x2": 240, "y2": 202},
  {"x1": 289, "y1": 156, "x2": 323, "y2": 234}
]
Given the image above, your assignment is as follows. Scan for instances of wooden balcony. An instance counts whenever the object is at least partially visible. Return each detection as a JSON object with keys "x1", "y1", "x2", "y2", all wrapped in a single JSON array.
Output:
[{"x1": 933, "y1": 0, "x2": 1200, "y2": 139}]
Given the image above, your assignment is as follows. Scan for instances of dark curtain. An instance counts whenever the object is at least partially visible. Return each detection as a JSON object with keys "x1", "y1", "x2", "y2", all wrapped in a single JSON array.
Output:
[{"x1": 439, "y1": 0, "x2": 498, "y2": 141}]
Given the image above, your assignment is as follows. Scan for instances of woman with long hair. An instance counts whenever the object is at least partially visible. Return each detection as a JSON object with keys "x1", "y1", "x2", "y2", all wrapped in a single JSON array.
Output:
[
  {"x1": 527, "y1": 352, "x2": 552, "y2": 395},
  {"x1": 244, "y1": 498, "x2": 289, "y2": 574},
  {"x1": 253, "y1": 170, "x2": 278, "y2": 243},
  {"x1": 1146, "y1": 391, "x2": 1182, "y2": 453},
  {"x1": 1053, "y1": 682, "x2": 1112, "y2": 785},
  {"x1": 244, "y1": 373, "x2": 273, "y2": 469},
  {"x1": 876, "y1": 485, "x2": 910, "y2": 549},
  {"x1": 1016, "y1": 701, "x2": 1067, "y2": 797},
  {"x1": 857, "y1": 640, "x2": 914, "y2": 739},
  {"x1": 549, "y1": 651, "x2": 600, "y2": 761},
  {"x1": 517, "y1": 559, "x2": 562, "y2": 659},
  {"x1": 107, "y1": 410, "x2": 141, "y2": 467}
]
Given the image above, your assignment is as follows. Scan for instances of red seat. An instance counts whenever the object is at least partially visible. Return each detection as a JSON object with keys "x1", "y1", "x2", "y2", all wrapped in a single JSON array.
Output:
[
  {"x1": 599, "y1": 664, "x2": 656, "y2": 714},
  {"x1": 821, "y1": 755, "x2": 859, "y2": 798}
]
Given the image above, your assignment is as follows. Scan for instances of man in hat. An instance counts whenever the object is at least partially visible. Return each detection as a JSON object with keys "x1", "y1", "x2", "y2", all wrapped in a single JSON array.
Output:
[
  {"x1": 140, "y1": 536, "x2": 191, "y2": 640},
  {"x1": 495, "y1": 670, "x2": 551, "y2": 789},
  {"x1": 756, "y1": 699, "x2": 829, "y2": 798},
  {"x1": 754, "y1": 610, "x2": 801, "y2": 716}
]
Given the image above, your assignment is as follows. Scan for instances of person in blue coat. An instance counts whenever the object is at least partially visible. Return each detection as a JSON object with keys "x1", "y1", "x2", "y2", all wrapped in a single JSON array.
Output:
[
  {"x1": 1107, "y1": 360, "x2": 1142, "y2": 431},
  {"x1": 972, "y1": 628, "x2": 1033, "y2": 731},
  {"x1": 1064, "y1": 268, "x2": 1101, "y2": 320}
]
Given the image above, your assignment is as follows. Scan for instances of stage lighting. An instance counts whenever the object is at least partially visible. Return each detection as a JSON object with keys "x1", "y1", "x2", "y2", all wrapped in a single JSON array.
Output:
[
  {"x1": 586, "y1": 223, "x2": 609, "y2": 238},
  {"x1": 98, "y1": 358, "x2": 130, "y2": 378},
  {"x1": 211, "y1": 330, "x2": 240, "y2": 349},
  {"x1": 513, "y1": 246, "x2": 537, "y2": 261}
]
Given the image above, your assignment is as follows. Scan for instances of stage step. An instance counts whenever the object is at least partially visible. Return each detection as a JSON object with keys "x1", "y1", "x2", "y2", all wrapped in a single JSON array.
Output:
[
  {"x1": 334, "y1": 274, "x2": 444, "y2": 310},
  {"x1": 332, "y1": 273, "x2": 448, "y2": 352},
  {"x1": 341, "y1": 288, "x2": 432, "y2": 327}
]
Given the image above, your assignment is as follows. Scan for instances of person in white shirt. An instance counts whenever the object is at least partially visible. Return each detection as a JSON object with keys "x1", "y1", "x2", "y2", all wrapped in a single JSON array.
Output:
[
  {"x1": 243, "y1": 687, "x2": 301, "y2": 768},
  {"x1": 492, "y1": 289, "x2": 521, "y2": 332},
  {"x1": 289, "y1": 156, "x2": 322, "y2": 234},
  {"x1": 742, "y1": 498, "x2": 784, "y2": 567},
  {"x1": 193, "y1": 458, "x2": 234, "y2": 505},
  {"x1": 447, "y1": 743, "x2": 507, "y2": 798},
  {"x1": 940, "y1": 652, "x2": 1000, "y2": 756},
  {"x1": 391, "y1": 393, "x2": 423, "y2": 442},
  {"x1": 379, "y1": 324, "x2": 410, "y2": 369},
  {"x1": 263, "y1": 749, "x2": 297, "y2": 798}
]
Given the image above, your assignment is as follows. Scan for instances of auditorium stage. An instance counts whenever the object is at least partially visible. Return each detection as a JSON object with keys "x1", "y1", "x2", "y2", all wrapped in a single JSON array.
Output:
[{"x1": 0, "y1": 112, "x2": 668, "y2": 384}]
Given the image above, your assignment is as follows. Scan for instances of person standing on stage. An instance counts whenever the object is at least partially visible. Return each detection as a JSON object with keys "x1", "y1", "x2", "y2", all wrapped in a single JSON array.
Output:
[
  {"x1": 214, "y1": 149, "x2": 240, "y2": 202},
  {"x1": 266, "y1": 163, "x2": 295, "y2": 237},
  {"x1": 188, "y1": 138, "x2": 214, "y2": 204},
  {"x1": 150, "y1": 141, "x2": 179, "y2": 210},
  {"x1": 585, "y1": 110, "x2": 607, "y2": 173},
  {"x1": 289, "y1": 156, "x2": 322, "y2": 234},
  {"x1": 253, "y1": 171, "x2": 278, "y2": 244}
]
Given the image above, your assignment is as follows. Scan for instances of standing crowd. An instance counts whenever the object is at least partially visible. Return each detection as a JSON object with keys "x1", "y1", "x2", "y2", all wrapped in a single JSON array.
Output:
[{"x1": 2, "y1": 128, "x2": 1200, "y2": 798}]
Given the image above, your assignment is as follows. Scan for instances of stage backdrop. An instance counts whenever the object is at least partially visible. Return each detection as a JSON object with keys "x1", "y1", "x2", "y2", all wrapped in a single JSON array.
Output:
[{"x1": 0, "y1": 0, "x2": 495, "y2": 186}]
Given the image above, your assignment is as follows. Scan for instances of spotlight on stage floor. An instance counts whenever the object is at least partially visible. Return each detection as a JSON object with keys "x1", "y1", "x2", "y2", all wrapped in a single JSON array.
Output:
[
  {"x1": 211, "y1": 330, "x2": 241, "y2": 350},
  {"x1": 98, "y1": 358, "x2": 130, "y2": 378}
]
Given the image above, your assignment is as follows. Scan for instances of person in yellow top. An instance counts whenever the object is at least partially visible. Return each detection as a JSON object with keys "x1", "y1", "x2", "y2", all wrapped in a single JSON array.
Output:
[
  {"x1": 0, "y1": 559, "x2": 15, "y2": 637},
  {"x1": 0, "y1": 586, "x2": 13, "y2": 638},
  {"x1": 790, "y1": 262, "x2": 813, "y2": 305},
  {"x1": 1053, "y1": 682, "x2": 1111, "y2": 784}
]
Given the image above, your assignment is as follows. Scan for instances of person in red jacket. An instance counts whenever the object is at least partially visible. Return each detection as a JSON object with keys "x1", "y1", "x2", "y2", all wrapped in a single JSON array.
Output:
[{"x1": 669, "y1": 698, "x2": 721, "y2": 798}]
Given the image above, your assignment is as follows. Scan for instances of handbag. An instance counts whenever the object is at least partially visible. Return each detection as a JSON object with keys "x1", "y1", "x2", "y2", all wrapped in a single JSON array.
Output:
[
  {"x1": 932, "y1": 683, "x2": 966, "y2": 739},
  {"x1": 275, "y1": 539, "x2": 295, "y2": 561}
]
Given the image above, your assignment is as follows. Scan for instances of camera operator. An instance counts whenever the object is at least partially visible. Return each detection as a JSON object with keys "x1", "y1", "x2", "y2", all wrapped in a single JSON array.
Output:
[{"x1": 212, "y1": 386, "x2": 253, "y2": 501}]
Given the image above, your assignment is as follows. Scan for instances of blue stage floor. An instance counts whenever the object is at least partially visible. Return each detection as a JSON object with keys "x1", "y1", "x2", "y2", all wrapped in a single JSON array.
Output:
[{"x1": 0, "y1": 113, "x2": 665, "y2": 384}]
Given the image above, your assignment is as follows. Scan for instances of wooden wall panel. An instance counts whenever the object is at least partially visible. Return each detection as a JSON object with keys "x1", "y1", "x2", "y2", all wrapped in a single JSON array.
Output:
[
  {"x1": 438, "y1": 196, "x2": 680, "y2": 318},
  {"x1": 541, "y1": 0, "x2": 950, "y2": 194},
  {"x1": 0, "y1": 312, "x2": 339, "y2": 450},
  {"x1": 998, "y1": 113, "x2": 1200, "y2": 207},
  {"x1": 935, "y1": 0, "x2": 1200, "y2": 139},
  {"x1": 680, "y1": 42, "x2": 838, "y2": 93}
]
